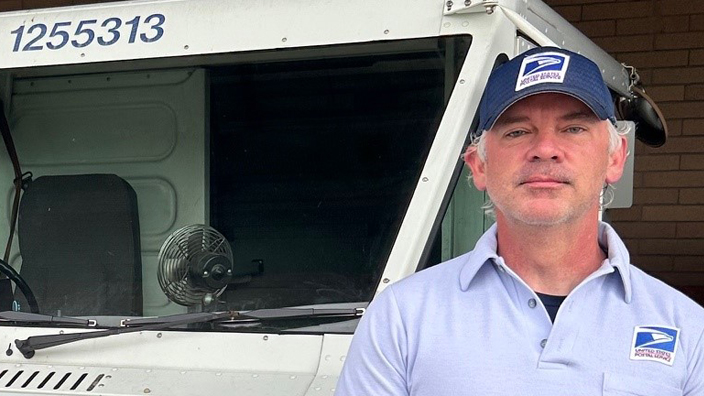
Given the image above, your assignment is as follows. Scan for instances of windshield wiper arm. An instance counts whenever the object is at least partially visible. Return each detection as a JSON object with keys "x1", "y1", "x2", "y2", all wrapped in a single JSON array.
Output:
[
  {"x1": 14, "y1": 307, "x2": 365, "y2": 359},
  {"x1": 121, "y1": 307, "x2": 365, "y2": 326},
  {"x1": 15, "y1": 311, "x2": 236, "y2": 359},
  {"x1": 0, "y1": 311, "x2": 96, "y2": 327}
]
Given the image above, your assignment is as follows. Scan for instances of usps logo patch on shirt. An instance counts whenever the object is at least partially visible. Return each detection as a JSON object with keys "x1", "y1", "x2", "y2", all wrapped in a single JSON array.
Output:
[
  {"x1": 630, "y1": 325, "x2": 680, "y2": 366},
  {"x1": 515, "y1": 52, "x2": 570, "y2": 91}
]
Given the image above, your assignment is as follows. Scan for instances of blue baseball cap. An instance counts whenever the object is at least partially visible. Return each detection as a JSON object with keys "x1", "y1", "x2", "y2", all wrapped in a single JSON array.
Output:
[{"x1": 476, "y1": 47, "x2": 616, "y2": 136}]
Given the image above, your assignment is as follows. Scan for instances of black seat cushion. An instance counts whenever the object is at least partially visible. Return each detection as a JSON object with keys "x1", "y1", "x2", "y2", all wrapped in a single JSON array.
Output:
[{"x1": 18, "y1": 174, "x2": 142, "y2": 316}]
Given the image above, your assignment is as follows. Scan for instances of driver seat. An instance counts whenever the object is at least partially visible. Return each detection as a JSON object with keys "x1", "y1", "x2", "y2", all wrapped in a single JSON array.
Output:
[{"x1": 17, "y1": 174, "x2": 143, "y2": 316}]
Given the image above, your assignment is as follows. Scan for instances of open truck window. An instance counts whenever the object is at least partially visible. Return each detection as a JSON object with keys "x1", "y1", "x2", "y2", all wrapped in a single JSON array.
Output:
[{"x1": 5, "y1": 36, "x2": 472, "y2": 325}]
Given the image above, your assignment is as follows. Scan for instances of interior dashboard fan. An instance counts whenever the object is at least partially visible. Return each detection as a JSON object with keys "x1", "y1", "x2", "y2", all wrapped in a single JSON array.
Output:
[{"x1": 157, "y1": 224, "x2": 233, "y2": 307}]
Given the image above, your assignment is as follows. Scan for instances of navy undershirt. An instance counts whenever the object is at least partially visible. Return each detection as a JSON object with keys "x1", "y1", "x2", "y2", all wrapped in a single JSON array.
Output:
[{"x1": 535, "y1": 292, "x2": 567, "y2": 323}]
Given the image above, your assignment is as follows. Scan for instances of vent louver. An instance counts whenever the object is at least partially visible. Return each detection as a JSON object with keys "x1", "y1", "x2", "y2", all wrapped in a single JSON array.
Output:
[{"x1": 0, "y1": 368, "x2": 107, "y2": 392}]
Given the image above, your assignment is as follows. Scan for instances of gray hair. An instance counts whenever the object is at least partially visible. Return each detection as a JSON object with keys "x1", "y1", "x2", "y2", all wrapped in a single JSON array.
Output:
[{"x1": 467, "y1": 120, "x2": 632, "y2": 216}]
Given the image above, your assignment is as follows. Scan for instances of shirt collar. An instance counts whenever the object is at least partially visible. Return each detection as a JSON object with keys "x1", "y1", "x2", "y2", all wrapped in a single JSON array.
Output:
[
  {"x1": 459, "y1": 223, "x2": 499, "y2": 291},
  {"x1": 598, "y1": 221, "x2": 632, "y2": 303},
  {"x1": 458, "y1": 221, "x2": 632, "y2": 303}
]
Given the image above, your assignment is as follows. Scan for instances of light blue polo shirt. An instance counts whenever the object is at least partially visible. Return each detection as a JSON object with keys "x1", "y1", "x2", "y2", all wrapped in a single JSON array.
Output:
[{"x1": 336, "y1": 222, "x2": 704, "y2": 395}]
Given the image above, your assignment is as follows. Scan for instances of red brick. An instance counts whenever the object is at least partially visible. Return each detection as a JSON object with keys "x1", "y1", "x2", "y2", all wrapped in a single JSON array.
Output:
[
  {"x1": 617, "y1": 50, "x2": 689, "y2": 68},
  {"x1": 651, "y1": 271, "x2": 704, "y2": 286},
  {"x1": 643, "y1": 171, "x2": 704, "y2": 187},
  {"x1": 641, "y1": 137, "x2": 704, "y2": 154},
  {"x1": 646, "y1": 85, "x2": 685, "y2": 102},
  {"x1": 683, "y1": 119, "x2": 704, "y2": 136},
  {"x1": 612, "y1": 221, "x2": 677, "y2": 238},
  {"x1": 652, "y1": 67, "x2": 704, "y2": 84},
  {"x1": 632, "y1": 170, "x2": 644, "y2": 188},
  {"x1": 681, "y1": 154, "x2": 704, "y2": 170},
  {"x1": 656, "y1": 32, "x2": 704, "y2": 50},
  {"x1": 658, "y1": 0, "x2": 704, "y2": 16},
  {"x1": 677, "y1": 222, "x2": 704, "y2": 238},
  {"x1": 552, "y1": 5, "x2": 582, "y2": 22},
  {"x1": 616, "y1": 17, "x2": 666, "y2": 35},
  {"x1": 680, "y1": 188, "x2": 704, "y2": 204},
  {"x1": 662, "y1": 15, "x2": 691, "y2": 32},
  {"x1": 673, "y1": 256, "x2": 704, "y2": 271},
  {"x1": 575, "y1": 19, "x2": 616, "y2": 37},
  {"x1": 636, "y1": 68, "x2": 653, "y2": 85},
  {"x1": 632, "y1": 255, "x2": 674, "y2": 271},
  {"x1": 616, "y1": 17, "x2": 653, "y2": 35},
  {"x1": 583, "y1": 1, "x2": 653, "y2": 20},
  {"x1": 666, "y1": 119, "x2": 683, "y2": 137},
  {"x1": 657, "y1": 102, "x2": 704, "y2": 119},
  {"x1": 0, "y1": 0, "x2": 21, "y2": 11},
  {"x1": 634, "y1": 154, "x2": 680, "y2": 171},
  {"x1": 639, "y1": 238, "x2": 704, "y2": 254},
  {"x1": 607, "y1": 206, "x2": 642, "y2": 221},
  {"x1": 635, "y1": 140, "x2": 650, "y2": 155},
  {"x1": 692, "y1": 49, "x2": 704, "y2": 66},
  {"x1": 593, "y1": 35, "x2": 654, "y2": 52},
  {"x1": 633, "y1": 188, "x2": 679, "y2": 204},
  {"x1": 691, "y1": 14, "x2": 704, "y2": 31},
  {"x1": 642, "y1": 205, "x2": 704, "y2": 221},
  {"x1": 685, "y1": 84, "x2": 704, "y2": 100}
]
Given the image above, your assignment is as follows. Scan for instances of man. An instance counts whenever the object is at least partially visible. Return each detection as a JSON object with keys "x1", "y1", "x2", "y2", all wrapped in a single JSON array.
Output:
[{"x1": 335, "y1": 47, "x2": 704, "y2": 395}]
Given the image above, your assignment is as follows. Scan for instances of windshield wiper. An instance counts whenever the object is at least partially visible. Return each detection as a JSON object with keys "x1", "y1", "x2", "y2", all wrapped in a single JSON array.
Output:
[
  {"x1": 121, "y1": 307, "x2": 365, "y2": 326},
  {"x1": 14, "y1": 307, "x2": 365, "y2": 359},
  {"x1": 0, "y1": 311, "x2": 96, "y2": 327}
]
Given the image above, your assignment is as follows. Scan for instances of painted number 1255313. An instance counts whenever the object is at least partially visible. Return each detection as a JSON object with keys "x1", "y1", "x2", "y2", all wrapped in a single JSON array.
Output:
[{"x1": 10, "y1": 14, "x2": 166, "y2": 52}]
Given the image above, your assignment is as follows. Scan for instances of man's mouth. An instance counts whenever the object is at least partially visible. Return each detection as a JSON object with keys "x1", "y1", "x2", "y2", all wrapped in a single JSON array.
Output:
[{"x1": 519, "y1": 176, "x2": 570, "y2": 187}]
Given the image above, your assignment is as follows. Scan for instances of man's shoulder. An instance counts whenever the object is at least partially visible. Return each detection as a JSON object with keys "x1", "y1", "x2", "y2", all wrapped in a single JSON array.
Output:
[
  {"x1": 628, "y1": 263, "x2": 704, "y2": 318},
  {"x1": 393, "y1": 251, "x2": 472, "y2": 286},
  {"x1": 381, "y1": 250, "x2": 478, "y2": 307}
]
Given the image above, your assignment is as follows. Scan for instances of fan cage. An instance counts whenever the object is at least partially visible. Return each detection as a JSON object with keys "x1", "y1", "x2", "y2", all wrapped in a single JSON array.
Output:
[{"x1": 157, "y1": 224, "x2": 233, "y2": 306}]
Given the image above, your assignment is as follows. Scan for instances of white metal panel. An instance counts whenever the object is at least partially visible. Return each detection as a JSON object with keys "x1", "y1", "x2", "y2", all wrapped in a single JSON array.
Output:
[
  {"x1": 0, "y1": 364, "x2": 314, "y2": 396},
  {"x1": 1, "y1": 328, "x2": 322, "y2": 373},
  {"x1": 304, "y1": 334, "x2": 353, "y2": 396},
  {"x1": 376, "y1": 10, "x2": 517, "y2": 293},
  {"x1": 0, "y1": 0, "x2": 445, "y2": 70},
  {"x1": 0, "y1": 328, "x2": 323, "y2": 395},
  {"x1": 2, "y1": 69, "x2": 208, "y2": 316}
]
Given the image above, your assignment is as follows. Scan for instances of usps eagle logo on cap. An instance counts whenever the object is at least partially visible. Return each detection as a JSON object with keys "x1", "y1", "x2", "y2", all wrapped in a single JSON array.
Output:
[
  {"x1": 630, "y1": 325, "x2": 680, "y2": 366},
  {"x1": 515, "y1": 52, "x2": 570, "y2": 91}
]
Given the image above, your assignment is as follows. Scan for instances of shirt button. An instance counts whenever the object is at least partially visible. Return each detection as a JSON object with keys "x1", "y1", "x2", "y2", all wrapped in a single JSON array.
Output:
[
  {"x1": 528, "y1": 298, "x2": 537, "y2": 308},
  {"x1": 540, "y1": 339, "x2": 547, "y2": 348}
]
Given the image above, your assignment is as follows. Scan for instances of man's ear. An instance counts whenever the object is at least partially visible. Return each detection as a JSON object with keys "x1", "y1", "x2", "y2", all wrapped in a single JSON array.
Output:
[
  {"x1": 605, "y1": 135, "x2": 628, "y2": 184},
  {"x1": 464, "y1": 147, "x2": 487, "y2": 191}
]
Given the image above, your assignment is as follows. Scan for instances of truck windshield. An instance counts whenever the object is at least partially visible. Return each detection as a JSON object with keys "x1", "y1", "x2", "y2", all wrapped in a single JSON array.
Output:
[{"x1": 4, "y1": 36, "x2": 471, "y2": 324}]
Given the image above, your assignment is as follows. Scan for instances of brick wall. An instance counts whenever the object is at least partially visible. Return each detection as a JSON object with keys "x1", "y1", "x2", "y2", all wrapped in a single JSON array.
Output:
[{"x1": 545, "y1": 0, "x2": 704, "y2": 304}]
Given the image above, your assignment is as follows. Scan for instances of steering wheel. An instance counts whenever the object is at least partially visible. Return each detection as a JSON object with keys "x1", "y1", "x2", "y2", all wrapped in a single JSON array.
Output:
[{"x1": 0, "y1": 259, "x2": 39, "y2": 313}]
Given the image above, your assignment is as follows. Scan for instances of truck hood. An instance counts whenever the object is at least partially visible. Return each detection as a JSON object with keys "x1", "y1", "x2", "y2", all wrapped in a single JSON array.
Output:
[{"x1": 0, "y1": 327, "x2": 353, "y2": 396}]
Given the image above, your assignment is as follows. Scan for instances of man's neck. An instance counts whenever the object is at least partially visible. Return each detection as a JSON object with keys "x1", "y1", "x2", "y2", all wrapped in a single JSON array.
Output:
[{"x1": 495, "y1": 214, "x2": 606, "y2": 296}]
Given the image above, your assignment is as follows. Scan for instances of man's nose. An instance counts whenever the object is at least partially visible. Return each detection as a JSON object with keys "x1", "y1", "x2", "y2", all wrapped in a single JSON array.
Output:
[{"x1": 528, "y1": 131, "x2": 563, "y2": 162}]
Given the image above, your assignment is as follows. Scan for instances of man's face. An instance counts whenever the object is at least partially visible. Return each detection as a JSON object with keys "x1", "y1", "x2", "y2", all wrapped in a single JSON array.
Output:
[{"x1": 465, "y1": 93, "x2": 627, "y2": 227}]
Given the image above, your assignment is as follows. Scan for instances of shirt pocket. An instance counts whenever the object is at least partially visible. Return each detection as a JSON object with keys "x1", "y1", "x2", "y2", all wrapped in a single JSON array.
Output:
[{"x1": 603, "y1": 373, "x2": 682, "y2": 396}]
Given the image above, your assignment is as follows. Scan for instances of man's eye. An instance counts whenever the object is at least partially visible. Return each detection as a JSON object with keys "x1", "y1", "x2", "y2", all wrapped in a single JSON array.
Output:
[
  {"x1": 505, "y1": 130, "x2": 527, "y2": 138},
  {"x1": 565, "y1": 126, "x2": 586, "y2": 134}
]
